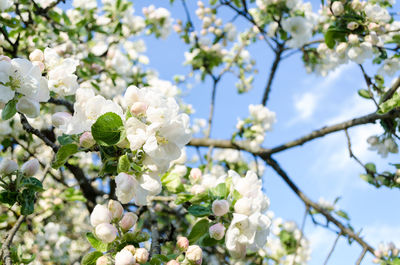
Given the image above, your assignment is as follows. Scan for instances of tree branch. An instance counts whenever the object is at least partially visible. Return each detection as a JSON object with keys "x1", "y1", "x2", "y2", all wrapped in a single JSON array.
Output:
[
  {"x1": 261, "y1": 44, "x2": 284, "y2": 106},
  {"x1": 0, "y1": 215, "x2": 26, "y2": 265}
]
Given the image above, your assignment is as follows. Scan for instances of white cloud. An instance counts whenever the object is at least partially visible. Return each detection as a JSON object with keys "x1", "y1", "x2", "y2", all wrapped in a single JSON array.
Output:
[
  {"x1": 294, "y1": 92, "x2": 317, "y2": 120},
  {"x1": 364, "y1": 224, "x2": 400, "y2": 246}
]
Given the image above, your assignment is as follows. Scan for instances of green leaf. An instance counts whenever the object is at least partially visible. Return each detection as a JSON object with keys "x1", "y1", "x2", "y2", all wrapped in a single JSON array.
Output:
[
  {"x1": 212, "y1": 183, "x2": 228, "y2": 198},
  {"x1": 86, "y1": 232, "x2": 108, "y2": 252},
  {"x1": 378, "y1": 93, "x2": 400, "y2": 114},
  {"x1": 0, "y1": 191, "x2": 18, "y2": 205},
  {"x1": 52, "y1": 144, "x2": 79, "y2": 169},
  {"x1": 365, "y1": 163, "x2": 377, "y2": 173},
  {"x1": 117, "y1": 154, "x2": 130, "y2": 173},
  {"x1": 81, "y1": 251, "x2": 103, "y2": 265},
  {"x1": 161, "y1": 172, "x2": 183, "y2": 192},
  {"x1": 2, "y1": 99, "x2": 17, "y2": 120},
  {"x1": 19, "y1": 189, "x2": 35, "y2": 215},
  {"x1": 188, "y1": 219, "x2": 209, "y2": 244},
  {"x1": 19, "y1": 177, "x2": 43, "y2": 192},
  {"x1": 91, "y1": 112, "x2": 124, "y2": 146},
  {"x1": 62, "y1": 187, "x2": 87, "y2": 202},
  {"x1": 188, "y1": 205, "x2": 212, "y2": 217},
  {"x1": 199, "y1": 234, "x2": 220, "y2": 247},
  {"x1": 358, "y1": 89, "x2": 371, "y2": 99},
  {"x1": 336, "y1": 210, "x2": 350, "y2": 220},
  {"x1": 57, "y1": 134, "x2": 76, "y2": 145}
]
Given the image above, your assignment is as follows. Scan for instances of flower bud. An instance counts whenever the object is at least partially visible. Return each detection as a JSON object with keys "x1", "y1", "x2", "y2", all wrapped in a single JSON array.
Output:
[
  {"x1": 209, "y1": 223, "x2": 225, "y2": 240},
  {"x1": 90, "y1": 204, "x2": 112, "y2": 227},
  {"x1": 119, "y1": 212, "x2": 138, "y2": 231},
  {"x1": 29, "y1": 49, "x2": 44, "y2": 62},
  {"x1": 212, "y1": 200, "x2": 229, "y2": 216},
  {"x1": 16, "y1": 97, "x2": 40, "y2": 118},
  {"x1": 190, "y1": 185, "x2": 205, "y2": 195},
  {"x1": 177, "y1": 236, "x2": 189, "y2": 251},
  {"x1": 32, "y1": 61, "x2": 45, "y2": 72},
  {"x1": 0, "y1": 158, "x2": 18, "y2": 175},
  {"x1": 167, "y1": 261, "x2": 180, "y2": 265},
  {"x1": 123, "y1": 245, "x2": 136, "y2": 255},
  {"x1": 52, "y1": 112, "x2": 72, "y2": 127},
  {"x1": 367, "y1": 136, "x2": 379, "y2": 145},
  {"x1": 115, "y1": 249, "x2": 136, "y2": 265},
  {"x1": 80, "y1": 132, "x2": 96, "y2": 148},
  {"x1": 234, "y1": 197, "x2": 253, "y2": 215},
  {"x1": 130, "y1": 102, "x2": 147, "y2": 116},
  {"x1": 348, "y1": 34, "x2": 359, "y2": 45},
  {"x1": 95, "y1": 223, "x2": 118, "y2": 243},
  {"x1": 134, "y1": 248, "x2": 149, "y2": 264},
  {"x1": 21, "y1": 159, "x2": 39, "y2": 176},
  {"x1": 186, "y1": 245, "x2": 202, "y2": 265},
  {"x1": 0, "y1": 55, "x2": 11, "y2": 62},
  {"x1": 331, "y1": 1, "x2": 344, "y2": 16},
  {"x1": 335, "y1": 42, "x2": 348, "y2": 54},
  {"x1": 347, "y1": 22, "x2": 359, "y2": 30},
  {"x1": 374, "y1": 249, "x2": 383, "y2": 258},
  {"x1": 108, "y1": 200, "x2": 124, "y2": 221},
  {"x1": 96, "y1": 256, "x2": 110, "y2": 265},
  {"x1": 189, "y1": 168, "x2": 202, "y2": 183}
]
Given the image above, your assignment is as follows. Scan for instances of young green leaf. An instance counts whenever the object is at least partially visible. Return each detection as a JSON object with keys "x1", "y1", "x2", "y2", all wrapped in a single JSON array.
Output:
[{"x1": 91, "y1": 112, "x2": 124, "y2": 146}]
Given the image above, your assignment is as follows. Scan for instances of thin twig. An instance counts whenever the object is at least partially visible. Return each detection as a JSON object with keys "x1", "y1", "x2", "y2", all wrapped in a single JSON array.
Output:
[
  {"x1": 323, "y1": 231, "x2": 342, "y2": 265},
  {"x1": 0, "y1": 215, "x2": 26, "y2": 265},
  {"x1": 261, "y1": 44, "x2": 284, "y2": 106},
  {"x1": 355, "y1": 247, "x2": 367, "y2": 265}
]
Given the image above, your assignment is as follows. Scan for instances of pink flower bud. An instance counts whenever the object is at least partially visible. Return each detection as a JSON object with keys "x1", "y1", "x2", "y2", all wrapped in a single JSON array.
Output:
[
  {"x1": 0, "y1": 158, "x2": 18, "y2": 175},
  {"x1": 212, "y1": 200, "x2": 229, "y2": 216},
  {"x1": 186, "y1": 245, "x2": 202, "y2": 265},
  {"x1": 123, "y1": 245, "x2": 136, "y2": 255},
  {"x1": 21, "y1": 159, "x2": 39, "y2": 176},
  {"x1": 209, "y1": 223, "x2": 225, "y2": 240},
  {"x1": 119, "y1": 212, "x2": 138, "y2": 231},
  {"x1": 177, "y1": 236, "x2": 189, "y2": 251},
  {"x1": 16, "y1": 97, "x2": 40, "y2": 118},
  {"x1": 80, "y1": 132, "x2": 96, "y2": 148},
  {"x1": 167, "y1": 261, "x2": 180, "y2": 265},
  {"x1": 95, "y1": 223, "x2": 117, "y2": 243},
  {"x1": 90, "y1": 204, "x2": 112, "y2": 227},
  {"x1": 115, "y1": 249, "x2": 136, "y2": 265},
  {"x1": 108, "y1": 200, "x2": 124, "y2": 221},
  {"x1": 0, "y1": 55, "x2": 11, "y2": 62},
  {"x1": 96, "y1": 256, "x2": 110, "y2": 265},
  {"x1": 189, "y1": 168, "x2": 202, "y2": 183},
  {"x1": 130, "y1": 102, "x2": 147, "y2": 116},
  {"x1": 347, "y1": 22, "x2": 359, "y2": 30},
  {"x1": 32, "y1": 61, "x2": 45, "y2": 72},
  {"x1": 52, "y1": 112, "x2": 72, "y2": 127},
  {"x1": 134, "y1": 248, "x2": 149, "y2": 264},
  {"x1": 29, "y1": 49, "x2": 44, "y2": 62}
]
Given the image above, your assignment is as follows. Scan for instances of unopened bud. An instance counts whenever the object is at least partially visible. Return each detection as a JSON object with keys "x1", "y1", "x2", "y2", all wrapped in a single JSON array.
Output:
[
  {"x1": 90, "y1": 204, "x2": 112, "y2": 227},
  {"x1": 347, "y1": 22, "x2": 359, "y2": 30},
  {"x1": 52, "y1": 112, "x2": 72, "y2": 127},
  {"x1": 80, "y1": 132, "x2": 96, "y2": 148},
  {"x1": 16, "y1": 97, "x2": 40, "y2": 118},
  {"x1": 21, "y1": 159, "x2": 39, "y2": 176},
  {"x1": 134, "y1": 248, "x2": 149, "y2": 264},
  {"x1": 95, "y1": 223, "x2": 117, "y2": 243},
  {"x1": 123, "y1": 245, "x2": 136, "y2": 255},
  {"x1": 0, "y1": 158, "x2": 18, "y2": 175},
  {"x1": 0, "y1": 55, "x2": 11, "y2": 62},
  {"x1": 348, "y1": 34, "x2": 359, "y2": 45},
  {"x1": 209, "y1": 223, "x2": 225, "y2": 240},
  {"x1": 190, "y1": 168, "x2": 202, "y2": 183},
  {"x1": 108, "y1": 200, "x2": 124, "y2": 221},
  {"x1": 335, "y1": 42, "x2": 348, "y2": 54},
  {"x1": 212, "y1": 200, "x2": 229, "y2": 216},
  {"x1": 115, "y1": 249, "x2": 136, "y2": 265},
  {"x1": 119, "y1": 212, "x2": 138, "y2": 231},
  {"x1": 331, "y1": 1, "x2": 344, "y2": 16},
  {"x1": 177, "y1": 236, "x2": 189, "y2": 251},
  {"x1": 130, "y1": 102, "x2": 147, "y2": 116},
  {"x1": 186, "y1": 245, "x2": 202, "y2": 265},
  {"x1": 29, "y1": 49, "x2": 44, "y2": 62},
  {"x1": 96, "y1": 255, "x2": 110, "y2": 265},
  {"x1": 234, "y1": 197, "x2": 253, "y2": 215},
  {"x1": 167, "y1": 261, "x2": 180, "y2": 265}
]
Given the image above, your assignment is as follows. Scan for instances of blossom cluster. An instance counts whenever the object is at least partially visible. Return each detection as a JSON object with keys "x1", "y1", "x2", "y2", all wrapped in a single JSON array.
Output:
[
  {"x1": 236, "y1": 104, "x2": 277, "y2": 150},
  {"x1": 367, "y1": 135, "x2": 398, "y2": 158}
]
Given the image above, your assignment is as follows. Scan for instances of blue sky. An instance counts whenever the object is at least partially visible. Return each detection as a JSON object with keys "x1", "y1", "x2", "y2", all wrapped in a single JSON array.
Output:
[{"x1": 132, "y1": 1, "x2": 400, "y2": 264}]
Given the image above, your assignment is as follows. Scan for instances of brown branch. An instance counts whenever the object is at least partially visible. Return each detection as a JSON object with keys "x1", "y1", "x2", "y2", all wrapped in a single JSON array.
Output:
[
  {"x1": 189, "y1": 109, "x2": 400, "y2": 155},
  {"x1": 263, "y1": 156, "x2": 375, "y2": 255},
  {"x1": 149, "y1": 208, "x2": 161, "y2": 258},
  {"x1": 355, "y1": 247, "x2": 367, "y2": 265},
  {"x1": 48, "y1": 97, "x2": 74, "y2": 113},
  {"x1": 0, "y1": 215, "x2": 26, "y2": 265},
  {"x1": 261, "y1": 44, "x2": 284, "y2": 106},
  {"x1": 381, "y1": 77, "x2": 400, "y2": 103}
]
